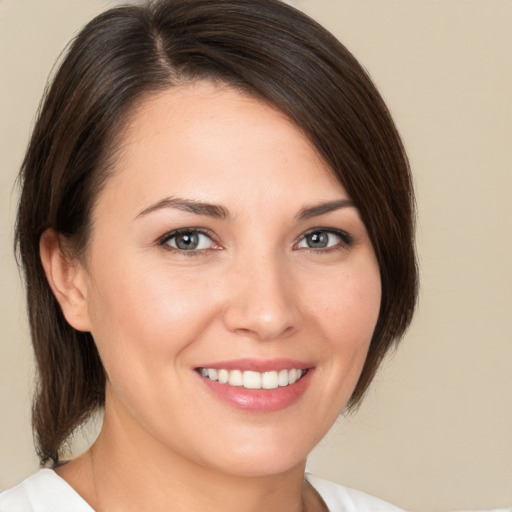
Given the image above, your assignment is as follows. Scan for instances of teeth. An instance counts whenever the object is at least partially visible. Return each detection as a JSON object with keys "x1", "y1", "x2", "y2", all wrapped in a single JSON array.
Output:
[
  {"x1": 218, "y1": 369, "x2": 229, "y2": 384},
  {"x1": 262, "y1": 371, "x2": 278, "y2": 390},
  {"x1": 278, "y1": 369, "x2": 289, "y2": 387},
  {"x1": 228, "y1": 369, "x2": 243, "y2": 387},
  {"x1": 199, "y1": 368, "x2": 305, "y2": 389},
  {"x1": 243, "y1": 371, "x2": 261, "y2": 389}
]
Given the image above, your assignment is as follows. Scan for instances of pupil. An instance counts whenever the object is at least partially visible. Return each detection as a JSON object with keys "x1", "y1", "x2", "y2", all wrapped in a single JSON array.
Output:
[
  {"x1": 176, "y1": 233, "x2": 199, "y2": 250},
  {"x1": 308, "y1": 232, "x2": 328, "y2": 248}
]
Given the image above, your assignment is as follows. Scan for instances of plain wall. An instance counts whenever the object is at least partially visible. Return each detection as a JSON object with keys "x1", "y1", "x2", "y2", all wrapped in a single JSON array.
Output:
[{"x1": 1, "y1": 1, "x2": 511, "y2": 511}]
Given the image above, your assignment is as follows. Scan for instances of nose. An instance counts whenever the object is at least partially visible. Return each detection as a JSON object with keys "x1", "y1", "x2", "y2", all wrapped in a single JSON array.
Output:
[{"x1": 222, "y1": 255, "x2": 300, "y2": 341}]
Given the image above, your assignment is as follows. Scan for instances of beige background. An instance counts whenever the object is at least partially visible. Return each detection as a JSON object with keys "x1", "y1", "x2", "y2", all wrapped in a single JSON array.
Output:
[{"x1": 1, "y1": 1, "x2": 511, "y2": 511}]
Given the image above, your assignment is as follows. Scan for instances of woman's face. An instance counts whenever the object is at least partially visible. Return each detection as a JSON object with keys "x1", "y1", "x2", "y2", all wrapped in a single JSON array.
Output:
[{"x1": 77, "y1": 82, "x2": 381, "y2": 477}]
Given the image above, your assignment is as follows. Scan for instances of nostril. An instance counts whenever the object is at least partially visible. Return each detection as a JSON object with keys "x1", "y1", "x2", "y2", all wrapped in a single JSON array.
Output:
[{"x1": 221, "y1": 269, "x2": 300, "y2": 340}]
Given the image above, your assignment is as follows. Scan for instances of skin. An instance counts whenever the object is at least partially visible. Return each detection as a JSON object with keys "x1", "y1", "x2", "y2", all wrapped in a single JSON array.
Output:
[{"x1": 41, "y1": 82, "x2": 382, "y2": 512}]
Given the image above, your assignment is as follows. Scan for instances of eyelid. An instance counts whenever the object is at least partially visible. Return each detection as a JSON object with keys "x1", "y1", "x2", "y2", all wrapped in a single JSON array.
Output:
[
  {"x1": 156, "y1": 226, "x2": 353, "y2": 254},
  {"x1": 294, "y1": 227, "x2": 353, "y2": 250},
  {"x1": 158, "y1": 227, "x2": 221, "y2": 252}
]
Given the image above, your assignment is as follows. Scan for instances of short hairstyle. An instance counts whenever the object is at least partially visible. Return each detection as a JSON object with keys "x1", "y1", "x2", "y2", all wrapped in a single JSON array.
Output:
[{"x1": 15, "y1": 0, "x2": 417, "y2": 466}]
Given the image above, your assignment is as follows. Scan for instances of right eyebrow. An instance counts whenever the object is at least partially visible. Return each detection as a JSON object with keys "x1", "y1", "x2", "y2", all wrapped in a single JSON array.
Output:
[
  {"x1": 296, "y1": 199, "x2": 356, "y2": 220},
  {"x1": 135, "y1": 196, "x2": 230, "y2": 220}
]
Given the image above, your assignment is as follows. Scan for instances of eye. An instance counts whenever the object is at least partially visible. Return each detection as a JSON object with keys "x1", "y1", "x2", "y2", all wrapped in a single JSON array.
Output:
[
  {"x1": 160, "y1": 229, "x2": 217, "y2": 252},
  {"x1": 296, "y1": 229, "x2": 351, "y2": 250}
]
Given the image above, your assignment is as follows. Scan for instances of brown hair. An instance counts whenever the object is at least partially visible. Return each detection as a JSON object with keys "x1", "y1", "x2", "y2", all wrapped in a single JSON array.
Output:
[{"x1": 15, "y1": 0, "x2": 417, "y2": 466}]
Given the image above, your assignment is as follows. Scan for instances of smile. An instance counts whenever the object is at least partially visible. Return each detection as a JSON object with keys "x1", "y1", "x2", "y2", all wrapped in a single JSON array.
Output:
[{"x1": 198, "y1": 368, "x2": 307, "y2": 390}]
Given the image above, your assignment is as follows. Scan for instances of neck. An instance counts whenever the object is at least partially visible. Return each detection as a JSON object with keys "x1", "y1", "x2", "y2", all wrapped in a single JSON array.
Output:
[{"x1": 58, "y1": 405, "x2": 316, "y2": 512}]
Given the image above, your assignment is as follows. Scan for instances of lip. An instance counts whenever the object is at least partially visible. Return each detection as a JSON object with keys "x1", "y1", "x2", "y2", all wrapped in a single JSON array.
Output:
[
  {"x1": 195, "y1": 358, "x2": 311, "y2": 372},
  {"x1": 195, "y1": 359, "x2": 314, "y2": 412}
]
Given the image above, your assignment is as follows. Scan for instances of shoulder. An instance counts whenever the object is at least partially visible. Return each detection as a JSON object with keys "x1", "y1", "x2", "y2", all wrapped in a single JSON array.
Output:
[
  {"x1": 307, "y1": 473, "x2": 405, "y2": 512},
  {"x1": 2, "y1": 469, "x2": 403, "y2": 512},
  {"x1": 0, "y1": 469, "x2": 93, "y2": 512}
]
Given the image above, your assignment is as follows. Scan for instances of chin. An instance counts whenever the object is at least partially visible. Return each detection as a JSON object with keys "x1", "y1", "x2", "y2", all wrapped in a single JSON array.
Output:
[
  {"x1": 208, "y1": 452, "x2": 307, "y2": 479},
  {"x1": 192, "y1": 429, "x2": 317, "y2": 479}
]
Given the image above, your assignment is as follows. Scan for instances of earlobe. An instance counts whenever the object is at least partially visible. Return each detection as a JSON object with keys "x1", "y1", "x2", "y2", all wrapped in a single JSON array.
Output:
[{"x1": 39, "y1": 229, "x2": 92, "y2": 332}]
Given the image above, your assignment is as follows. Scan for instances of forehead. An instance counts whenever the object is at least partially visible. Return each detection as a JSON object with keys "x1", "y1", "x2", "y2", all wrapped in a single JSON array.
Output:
[{"x1": 95, "y1": 82, "x2": 347, "y2": 217}]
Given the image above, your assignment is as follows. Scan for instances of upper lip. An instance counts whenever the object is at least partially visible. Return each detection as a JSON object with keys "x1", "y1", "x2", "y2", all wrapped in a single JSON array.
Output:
[{"x1": 195, "y1": 358, "x2": 312, "y2": 372}]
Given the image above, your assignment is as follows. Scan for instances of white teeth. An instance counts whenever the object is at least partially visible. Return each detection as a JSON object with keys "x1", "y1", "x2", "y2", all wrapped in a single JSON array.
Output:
[
  {"x1": 278, "y1": 369, "x2": 289, "y2": 387},
  {"x1": 199, "y1": 367, "x2": 305, "y2": 389},
  {"x1": 228, "y1": 369, "x2": 243, "y2": 387},
  {"x1": 262, "y1": 371, "x2": 278, "y2": 390},
  {"x1": 243, "y1": 371, "x2": 261, "y2": 389},
  {"x1": 218, "y1": 369, "x2": 229, "y2": 384}
]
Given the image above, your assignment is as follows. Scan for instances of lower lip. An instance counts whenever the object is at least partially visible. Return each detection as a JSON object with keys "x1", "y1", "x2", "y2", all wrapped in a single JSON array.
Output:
[{"x1": 198, "y1": 370, "x2": 313, "y2": 412}]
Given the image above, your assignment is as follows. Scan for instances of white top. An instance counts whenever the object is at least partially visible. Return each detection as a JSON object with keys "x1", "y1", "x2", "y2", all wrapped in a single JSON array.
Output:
[{"x1": 0, "y1": 469, "x2": 403, "y2": 512}]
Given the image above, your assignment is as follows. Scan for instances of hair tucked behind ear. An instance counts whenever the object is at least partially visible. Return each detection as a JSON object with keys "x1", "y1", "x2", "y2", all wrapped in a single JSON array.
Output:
[{"x1": 16, "y1": 0, "x2": 417, "y2": 466}]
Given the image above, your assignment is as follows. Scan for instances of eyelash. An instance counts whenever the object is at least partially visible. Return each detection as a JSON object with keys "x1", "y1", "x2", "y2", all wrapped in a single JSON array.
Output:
[
  {"x1": 158, "y1": 227, "x2": 353, "y2": 255},
  {"x1": 295, "y1": 228, "x2": 353, "y2": 253},
  {"x1": 158, "y1": 228, "x2": 219, "y2": 256}
]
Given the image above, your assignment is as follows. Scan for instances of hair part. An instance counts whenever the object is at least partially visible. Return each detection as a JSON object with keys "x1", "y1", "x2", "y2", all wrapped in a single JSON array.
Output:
[{"x1": 15, "y1": 0, "x2": 417, "y2": 466}]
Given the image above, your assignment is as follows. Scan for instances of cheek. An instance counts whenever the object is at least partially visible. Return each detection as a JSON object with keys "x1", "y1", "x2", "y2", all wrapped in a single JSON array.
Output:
[
  {"x1": 305, "y1": 257, "x2": 382, "y2": 401},
  {"x1": 85, "y1": 258, "x2": 220, "y2": 373},
  {"x1": 309, "y1": 261, "x2": 381, "y2": 344}
]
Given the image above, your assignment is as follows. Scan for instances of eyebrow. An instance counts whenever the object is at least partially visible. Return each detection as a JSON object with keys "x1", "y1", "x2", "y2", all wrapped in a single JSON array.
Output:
[
  {"x1": 136, "y1": 197, "x2": 229, "y2": 219},
  {"x1": 136, "y1": 196, "x2": 355, "y2": 221},
  {"x1": 296, "y1": 199, "x2": 356, "y2": 220}
]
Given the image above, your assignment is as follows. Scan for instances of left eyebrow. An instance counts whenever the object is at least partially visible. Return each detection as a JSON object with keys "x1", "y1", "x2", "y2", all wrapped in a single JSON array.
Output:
[
  {"x1": 135, "y1": 196, "x2": 230, "y2": 220},
  {"x1": 296, "y1": 199, "x2": 356, "y2": 220}
]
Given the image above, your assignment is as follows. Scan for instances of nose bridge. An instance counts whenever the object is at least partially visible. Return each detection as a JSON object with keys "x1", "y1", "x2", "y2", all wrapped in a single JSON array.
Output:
[{"x1": 222, "y1": 247, "x2": 298, "y2": 340}]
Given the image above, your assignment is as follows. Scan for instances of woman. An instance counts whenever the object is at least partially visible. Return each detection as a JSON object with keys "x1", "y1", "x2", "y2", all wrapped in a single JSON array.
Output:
[{"x1": 1, "y1": 0, "x2": 417, "y2": 510}]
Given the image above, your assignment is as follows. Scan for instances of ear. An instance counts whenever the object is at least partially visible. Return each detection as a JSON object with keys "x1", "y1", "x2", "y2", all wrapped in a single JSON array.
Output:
[{"x1": 39, "y1": 228, "x2": 92, "y2": 332}]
